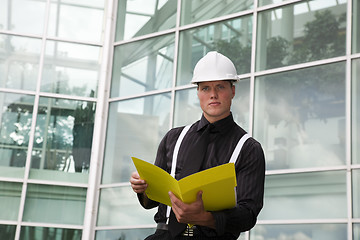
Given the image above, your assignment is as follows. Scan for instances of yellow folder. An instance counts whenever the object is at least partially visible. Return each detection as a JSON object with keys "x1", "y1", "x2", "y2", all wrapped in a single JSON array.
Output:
[{"x1": 132, "y1": 157, "x2": 237, "y2": 211}]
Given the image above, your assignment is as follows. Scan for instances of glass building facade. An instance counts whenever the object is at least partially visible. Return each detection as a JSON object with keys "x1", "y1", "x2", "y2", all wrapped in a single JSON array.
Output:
[{"x1": 0, "y1": 0, "x2": 359, "y2": 239}]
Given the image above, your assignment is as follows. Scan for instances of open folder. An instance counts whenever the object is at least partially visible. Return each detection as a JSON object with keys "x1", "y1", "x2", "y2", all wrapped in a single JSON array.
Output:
[{"x1": 132, "y1": 157, "x2": 237, "y2": 211}]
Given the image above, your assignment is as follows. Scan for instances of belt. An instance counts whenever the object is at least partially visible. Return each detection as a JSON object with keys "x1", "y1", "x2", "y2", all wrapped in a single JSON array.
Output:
[
  {"x1": 156, "y1": 223, "x2": 197, "y2": 237},
  {"x1": 156, "y1": 222, "x2": 168, "y2": 231},
  {"x1": 181, "y1": 225, "x2": 196, "y2": 236}
]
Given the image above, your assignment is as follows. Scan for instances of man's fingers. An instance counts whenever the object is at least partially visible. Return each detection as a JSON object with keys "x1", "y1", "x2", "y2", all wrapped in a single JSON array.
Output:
[{"x1": 130, "y1": 171, "x2": 147, "y2": 193}]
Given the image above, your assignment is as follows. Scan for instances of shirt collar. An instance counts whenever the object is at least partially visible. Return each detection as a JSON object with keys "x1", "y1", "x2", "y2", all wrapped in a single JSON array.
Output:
[{"x1": 197, "y1": 113, "x2": 235, "y2": 133}]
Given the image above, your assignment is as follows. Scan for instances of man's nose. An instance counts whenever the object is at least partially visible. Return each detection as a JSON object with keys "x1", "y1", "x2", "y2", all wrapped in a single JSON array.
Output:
[{"x1": 210, "y1": 88, "x2": 218, "y2": 98}]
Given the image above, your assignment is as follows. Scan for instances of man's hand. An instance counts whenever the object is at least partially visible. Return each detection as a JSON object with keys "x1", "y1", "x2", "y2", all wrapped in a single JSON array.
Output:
[
  {"x1": 130, "y1": 172, "x2": 147, "y2": 194},
  {"x1": 169, "y1": 191, "x2": 215, "y2": 229}
]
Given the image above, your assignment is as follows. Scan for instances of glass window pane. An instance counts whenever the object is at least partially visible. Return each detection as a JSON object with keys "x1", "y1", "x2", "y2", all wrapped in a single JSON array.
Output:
[
  {"x1": 0, "y1": 93, "x2": 35, "y2": 177},
  {"x1": 174, "y1": 88, "x2": 202, "y2": 127},
  {"x1": 48, "y1": 1, "x2": 105, "y2": 42},
  {"x1": 30, "y1": 97, "x2": 96, "y2": 183},
  {"x1": 256, "y1": 0, "x2": 347, "y2": 71},
  {"x1": 0, "y1": 0, "x2": 46, "y2": 35},
  {"x1": 0, "y1": 34, "x2": 41, "y2": 91},
  {"x1": 260, "y1": 171, "x2": 347, "y2": 220},
  {"x1": 42, "y1": 41, "x2": 100, "y2": 97},
  {"x1": 0, "y1": 182, "x2": 22, "y2": 221},
  {"x1": 96, "y1": 228, "x2": 155, "y2": 240},
  {"x1": 20, "y1": 226, "x2": 82, "y2": 240},
  {"x1": 254, "y1": 62, "x2": 346, "y2": 170},
  {"x1": 177, "y1": 16, "x2": 252, "y2": 86},
  {"x1": 259, "y1": 0, "x2": 347, "y2": 7},
  {"x1": 115, "y1": 0, "x2": 176, "y2": 41},
  {"x1": 354, "y1": 0, "x2": 360, "y2": 53},
  {"x1": 97, "y1": 186, "x2": 156, "y2": 226},
  {"x1": 232, "y1": 79, "x2": 250, "y2": 131},
  {"x1": 0, "y1": 224, "x2": 16, "y2": 239},
  {"x1": 355, "y1": 224, "x2": 360, "y2": 240},
  {"x1": 180, "y1": 0, "x2": 253, "y2": 26},
  {"x1": 23, "y1": 184, "x2": 86, "y2": 225},
  {"x1": 102, "y1": 93, "x2": 171, "y2": 184},
  {"x1": 353, "y1": 59, "x2": 360, "y2": 164},
  {"x1": 353, "y1": 169, "x2": 360, "y2": 218},
  {"x1": 258, "y1": 0, "x2": 282, "y2": 6},
  {"x1": 251, "y1": 223, "x2": 347, "y2": 240},
  {"x1": 111, "y1": 34, "x2": 175, "y2": 98}
]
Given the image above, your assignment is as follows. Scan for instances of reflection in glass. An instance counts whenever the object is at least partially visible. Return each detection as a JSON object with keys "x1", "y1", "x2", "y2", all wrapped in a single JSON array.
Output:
[
  {"x1": 353, "y1": 170, "x2": 360, "y2": 218},
  {"x1": 180, "y1": 0, "x2": 252, "y2": 26},
  {"x1": 111, "y1": 34, "x2": 175, "y2": 98},
  {"x1": 258, "y1": 0, "x2": 282, "y2": 6},
  {"x1": 259, "y1": 0, "x2": 348, "y2": 7},
  {"x1": 254, "y1": 62, "x2": 346, "y2": 170},
  {"x1": 42, "y1": 41, "x2": 100, "y2": 97},
  {"x1": 103, "y1": 93, "x2": 171, "y2": 184},
  {"x1": 0, "y1": 224, "x2": 16, "y2": 240},
  {"x1": 97, "y1": 186, "x2": 156, "y2": 226},
  {"x1": 353, "y1": 59, "x2": 360, "y2": 164},
  {"x1": 354, "y1": 0, "x2": 360, "y2": 53},
  {"x1": 23, "y1": 184, "x2": 86, "y2": 225},
  {"x1": 96, "y1": 228, "x2": 154, "y2": 240},
  {"x1": 232, "y1": 79, "x2": 250, "y2": 131},
  {"x1": 174, "y1": 88, "x2": 201, "y2": 127},
  {"x1": 251, "y1": 223, "x2": 347, "y2": 240},
  {"x1": 0, "y1": 182, "x2": 21, "y2": 221},
  {"x1": 48, "y1": 1, "x2": 105, "y2": 42},
  {"x1": 177, "y1": 15, "x2": 252, "y2": 86},
  {"x1": 20, "y1": 226, "x2": 82, "y2": 240},
  {"x1": 256, "y1": 0, "x2": 347, "y2": 71},
  {"x1": 355, "y1": 224, "x2": 360, "y2": 240},
  {"x1": 0, "y1": 93, "x2": 34, "y2": 177},
  {"x1": 30, "y1": 97, "x2": 96, "y2": 183},
  {"x1": 0, "y1": 34, "x2": 41, "y2": 91},
  {"x1": 0, "y1": 0, "x2": 46, "y2": 35},
  {"x1": 115, "y1": 0, "x2": 176, "y2": 41},
  {"x1": 260, "y1": 171, "x2": 347, "y2": 220}
]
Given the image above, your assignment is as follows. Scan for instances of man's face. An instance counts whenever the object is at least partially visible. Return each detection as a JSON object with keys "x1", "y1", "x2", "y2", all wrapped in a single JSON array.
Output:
[{"x1": 197, "y1": 80, "x2": 235, "y2": 123}]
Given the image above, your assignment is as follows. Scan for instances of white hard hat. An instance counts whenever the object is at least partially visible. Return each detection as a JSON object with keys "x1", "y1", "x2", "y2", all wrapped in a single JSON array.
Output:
[{"x1": 191, "y1": 51, "x2": 239, "y2": 84}]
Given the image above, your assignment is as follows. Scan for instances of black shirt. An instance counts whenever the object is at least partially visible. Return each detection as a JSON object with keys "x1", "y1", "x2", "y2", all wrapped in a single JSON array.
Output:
[{"x1": 139, "y1": 113, "x2": 265, "y2": 238}]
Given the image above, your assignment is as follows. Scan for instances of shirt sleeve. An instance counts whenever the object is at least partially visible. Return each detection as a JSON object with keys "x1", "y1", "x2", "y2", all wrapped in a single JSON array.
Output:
[
  {"x1": 211, "y1": 139, "x2": 265, "y2": 236},
  {"x1": 136, "y1": 131, "x2": 169, "y2": 209},
  {"x1": 137, "y1": 128, "x2": 182, "y2": 210}
]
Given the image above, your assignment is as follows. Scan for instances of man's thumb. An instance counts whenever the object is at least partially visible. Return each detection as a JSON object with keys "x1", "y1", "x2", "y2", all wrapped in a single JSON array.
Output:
[{"x1": 197, "y1": 191, "x2": 203, "y2": 200}]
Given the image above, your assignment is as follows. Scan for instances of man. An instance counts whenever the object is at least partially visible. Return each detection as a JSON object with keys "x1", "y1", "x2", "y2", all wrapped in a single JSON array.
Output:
[{"x1": 130, "y1": 51, "x2": 265, "y2": 239}]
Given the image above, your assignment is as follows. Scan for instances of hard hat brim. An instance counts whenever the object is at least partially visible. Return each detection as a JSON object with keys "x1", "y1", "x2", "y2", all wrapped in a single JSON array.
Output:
[{"x1": 191, "y1": 76, "x2": 240, "y2": 84}]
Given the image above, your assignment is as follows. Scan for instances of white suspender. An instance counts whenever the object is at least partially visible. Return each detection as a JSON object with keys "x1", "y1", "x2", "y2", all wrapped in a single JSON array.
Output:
[
  {"x1": 229, "y1": 133, "x2": 250, "y2": 164},
  {"x1": 170, "y1": 125, "x2": 191, "y2": 178},
  {"x1": 166, "y1": 126, "x2": 251, "y2": 221},
  {"x1": 166, "y1": 125, "x2": 191, "y2": 222}
]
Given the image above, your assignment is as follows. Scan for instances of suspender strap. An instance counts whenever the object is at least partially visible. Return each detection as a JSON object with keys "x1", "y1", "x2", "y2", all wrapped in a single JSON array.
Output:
[
  {"x1": 166, "y1": 125, "x2": 191, "y2": 221},
  {"x1": 229, "y1": 133, "x2": 250, "y2": 164},
  {"x1": 170, "y1": 125, "x2": 191, "y2": 178},
  {"x1": 166, "y1": 128, "x2": 250, "y2": 221}
]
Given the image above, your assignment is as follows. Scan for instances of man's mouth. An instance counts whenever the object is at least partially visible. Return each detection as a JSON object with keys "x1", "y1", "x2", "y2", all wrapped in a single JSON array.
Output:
[{"x1": 209, "y1": 102, "x2": 220, "y2": 106}]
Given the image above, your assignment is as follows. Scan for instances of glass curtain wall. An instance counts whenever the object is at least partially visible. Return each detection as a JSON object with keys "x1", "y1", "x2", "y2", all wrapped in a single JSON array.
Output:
[
  {"x1": 99, "y1": 0, "x2": 358, "y2": 240},
  {"x1": 1, "y1": 0, "x2": 360, "y2": 240},
  {"x1": 0, "y1": 0, "x2": 105, "y2": 239},
  {"x1": 96, "y1": 0, "x2": 360, "y2": 240}
]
